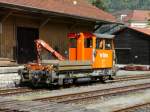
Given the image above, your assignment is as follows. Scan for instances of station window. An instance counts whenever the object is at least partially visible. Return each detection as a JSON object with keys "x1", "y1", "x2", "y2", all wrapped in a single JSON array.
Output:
[
  {"x1": 96, "y1": 39, "x2": 103, "y2": 49},
  {"x1": 105, "y1": 39, "x2": 112, "y2": 50},
  {"x1": 69, "y1": 38, "x2": 77, "y2": 48},
  {"x1": 84, "y1": 38, "x2": 92, "y2": 48}
]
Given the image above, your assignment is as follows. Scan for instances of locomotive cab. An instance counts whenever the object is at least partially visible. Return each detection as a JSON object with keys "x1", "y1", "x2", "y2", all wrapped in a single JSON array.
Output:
[
  {"x1": 68, "y1": 32, "x2": 95, "y2": 61},
  {"x1": 68, "y1": 32, "x2": 115, "y2": 69},
  {"x1": 93, "y1": 33, "x2": 114, "y2": 69}
]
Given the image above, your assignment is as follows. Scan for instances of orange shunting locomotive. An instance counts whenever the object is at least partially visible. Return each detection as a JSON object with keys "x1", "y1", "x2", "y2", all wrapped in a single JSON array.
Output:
[{"x1": 18, "y1": 32, "x2": 116, "y2": 87}]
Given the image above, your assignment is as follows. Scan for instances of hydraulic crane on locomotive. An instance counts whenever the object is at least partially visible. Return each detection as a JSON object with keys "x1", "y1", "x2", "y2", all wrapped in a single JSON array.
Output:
[{"x1": 18, "y1": 32, "x2": 116, "y2": 87}]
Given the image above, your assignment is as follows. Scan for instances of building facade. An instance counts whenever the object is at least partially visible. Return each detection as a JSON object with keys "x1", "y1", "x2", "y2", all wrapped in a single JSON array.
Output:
[
  {"x1": 0, "y1": 0, "x2": 115, "y2": 63},
  {"x1": 114, "y1": 27, "x2": 150, "y2": 65},
  {"x1": 124, "y1": 10, "x2": 150, "y2": 28}
]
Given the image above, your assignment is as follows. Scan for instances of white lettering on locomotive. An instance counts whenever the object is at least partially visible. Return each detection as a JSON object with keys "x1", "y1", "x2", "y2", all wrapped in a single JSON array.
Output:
[{"x1": 99, "y1": 53, "x2": 108, "y2": 58}]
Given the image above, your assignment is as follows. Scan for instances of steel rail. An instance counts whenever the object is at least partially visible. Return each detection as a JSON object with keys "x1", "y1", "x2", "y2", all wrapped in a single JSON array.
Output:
[
  {"x1": 113, "y1": 74, "x2": 150, "y2": 82},
  {"x1": 0, "y1": 87, "x2": 41, "y2": 96},
  {"x1": 1, "y1": 74, "x2": 150, "y2": 97},
  {"x1": 34, "y1": 82, "x2": 150, "y2": 104},
  {"x1": 113, "y1": 102, "x2": 150, "y2": 112}
]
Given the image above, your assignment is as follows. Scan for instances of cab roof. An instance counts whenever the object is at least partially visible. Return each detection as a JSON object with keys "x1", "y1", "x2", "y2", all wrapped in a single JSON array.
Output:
[
  {"x1": 94, "y1": 33, "x2": 115, "y2": 39},
  {"x1": 68, "y1": 32, "x2": 115, "y2": 39}
]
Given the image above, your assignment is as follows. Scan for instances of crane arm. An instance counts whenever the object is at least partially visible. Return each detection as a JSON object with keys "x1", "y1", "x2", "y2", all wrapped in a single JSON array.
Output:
[{"x1": 35, "y1": 39, "x2": 65, "y2": 62}]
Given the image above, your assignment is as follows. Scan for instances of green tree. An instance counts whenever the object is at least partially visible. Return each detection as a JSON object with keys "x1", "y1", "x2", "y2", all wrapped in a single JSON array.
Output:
[
  {"x1": 89, "y1": 0, "x2": 150, "y2": 12},
  {"x1": 88, "y1": 0, "x2": 107, "y2": 11}
]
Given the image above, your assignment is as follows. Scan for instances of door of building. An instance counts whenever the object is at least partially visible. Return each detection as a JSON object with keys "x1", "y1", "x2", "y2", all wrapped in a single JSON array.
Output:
[{"x1": 17, "y1": 27, "x2": 39, "y2": 63}]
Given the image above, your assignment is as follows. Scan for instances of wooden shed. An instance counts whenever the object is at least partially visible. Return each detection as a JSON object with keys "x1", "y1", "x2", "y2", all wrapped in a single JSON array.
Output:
[
  {"x1": 0, "y1": 0, "x2": 115, "y2": 64},
  {"x1": 114, "y1": 27, "x2": 150, "y2": 65}
]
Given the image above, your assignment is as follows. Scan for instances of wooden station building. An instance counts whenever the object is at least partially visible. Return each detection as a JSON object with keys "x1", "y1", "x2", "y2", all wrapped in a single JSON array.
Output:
[
  {"x1": 114, "y1": 27, "x2": 150, "y2": 65},
  {"x1": 0, "y1": 0, "x2": 115, "y2": 64}
]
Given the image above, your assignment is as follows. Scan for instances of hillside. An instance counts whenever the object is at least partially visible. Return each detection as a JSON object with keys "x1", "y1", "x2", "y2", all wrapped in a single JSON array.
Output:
[{"x1": 89, "y1": 0, "x2": 150, "y2": 12}]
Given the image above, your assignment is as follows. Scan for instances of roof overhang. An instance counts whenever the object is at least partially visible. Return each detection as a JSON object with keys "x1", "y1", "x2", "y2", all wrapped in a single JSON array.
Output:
[
  {"x1": 129, "y1": 27, "x2": 150, "y2": 36},
  {"x1": 113, "y1": 26, "x2": 150, "y2": 36},
  {"x1": 94, "y1": 33, "x2": 115, "y2": 39},
  {"x1": 0, "y1": 2, "x2": 115, "y2": 24}
]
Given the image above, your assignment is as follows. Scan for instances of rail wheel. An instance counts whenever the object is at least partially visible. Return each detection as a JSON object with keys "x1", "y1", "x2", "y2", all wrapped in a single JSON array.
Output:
[
  {"x1": 16, "y1": 69, "x2": 25, "y2": 87},
  {"x1": 31, "y1": 77, "x2": 40, "y2": 88},
  {"x1": 100, "y1": 76, "x2": 109, "y2": 83}
]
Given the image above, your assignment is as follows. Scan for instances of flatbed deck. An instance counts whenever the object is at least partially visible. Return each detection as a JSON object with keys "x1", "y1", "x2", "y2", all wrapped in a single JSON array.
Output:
[{"x1": 41, "y1": 60, "x2": 92, "y2": 71}]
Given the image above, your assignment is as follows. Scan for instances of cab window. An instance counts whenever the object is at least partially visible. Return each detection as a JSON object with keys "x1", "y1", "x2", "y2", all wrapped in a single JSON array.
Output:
[
  {"x1": 96, "y1": 39, "x2": 103, "y2": 49},
  {"x1": 70, "y1": 38, "x2": 77, "y2": 48},
  {"x1": 84, "y1": 38, "x2": 92, "y2": 48},
  {"x1": 105, "y1": 39, "x2": 112, "y2": 50}
]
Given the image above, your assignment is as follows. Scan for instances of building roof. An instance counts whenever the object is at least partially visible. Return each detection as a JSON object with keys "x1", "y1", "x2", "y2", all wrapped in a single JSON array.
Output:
[
  {"x1": 0, "y1": 0, "x2": 116, "y2": 22},
  {"x1": 129, "y1": 27, "x2": 150, "y2": 36},
  {"x1": 113, "y1": 10, "x2": 132, "y2": 16},
  {"x1": 94, "y1": 33, "x2": 115, "y2": 39},
  {"x1": 114, "y1": 26, "x2": 150, "y2": 36},
  {"x1": 124, "y1": 10, "x2": 150, "y2": 22}
]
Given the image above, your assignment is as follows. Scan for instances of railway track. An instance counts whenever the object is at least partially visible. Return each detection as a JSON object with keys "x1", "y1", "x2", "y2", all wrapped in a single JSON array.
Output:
[
  {"x1": 0, "y1": 74, "x2": 150, "y2": 97},
  {"x1": 114, "y1": 103, "x2": 150, "y2": 112},
  {"x1": 113, "y1": 74, "x2": 150, "y2": 82},
  {"x1": 0, "y1": 74, "x2": 150, "y2": 112},
  {"x1": 34, "y1": 82, "x2": 150, "y2": 104},
  {"x1": 0, "y1": 87, "x2": 41, "y2": 96}
]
